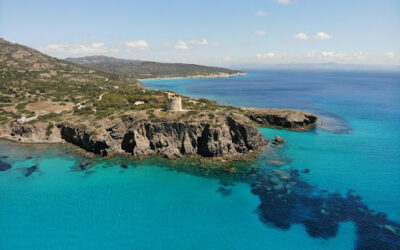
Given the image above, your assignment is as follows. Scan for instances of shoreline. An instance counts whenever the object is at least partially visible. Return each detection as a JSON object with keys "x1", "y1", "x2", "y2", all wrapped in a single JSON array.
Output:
[{"x1": 138, "y1": 72, "x2": 247, "y2": 81}]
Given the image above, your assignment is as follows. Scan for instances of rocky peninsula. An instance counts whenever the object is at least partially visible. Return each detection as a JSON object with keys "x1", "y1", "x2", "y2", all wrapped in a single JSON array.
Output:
[
  {"x1": 0, "y1": 108, "x2": 316, "y2": 159},
  {"x1": 0, "y1": 37, "x2": 317, "y2": 161}
]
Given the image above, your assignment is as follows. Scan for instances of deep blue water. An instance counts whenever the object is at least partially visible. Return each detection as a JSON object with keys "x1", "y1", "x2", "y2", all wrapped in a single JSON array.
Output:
[{"x1": 1, "y1": 70, "x2": 400, "y2": 249}]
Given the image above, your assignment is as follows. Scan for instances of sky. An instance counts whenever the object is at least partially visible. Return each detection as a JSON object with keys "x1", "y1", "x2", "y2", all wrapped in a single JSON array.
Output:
[{"x1": 1, "y1": 0, "x2": 399, "y2": 67}]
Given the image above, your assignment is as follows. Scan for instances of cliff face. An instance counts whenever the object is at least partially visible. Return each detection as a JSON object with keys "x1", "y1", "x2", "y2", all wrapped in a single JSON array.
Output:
[
  {"x1": 0, "y1": 109, "x2": 317, "y2": 159},
  {"x1": 0, "y1": 116, "x2": 265, "y2": 159},
  {"x1": 59, "y1": 125, "x2": 110, "y2": 156},
  {"x1": 120, "y1": 117, "x2": 265, "y2": 158},
  {"x1": 245, "y1": 108, "x2": 317, "y2": 130}
]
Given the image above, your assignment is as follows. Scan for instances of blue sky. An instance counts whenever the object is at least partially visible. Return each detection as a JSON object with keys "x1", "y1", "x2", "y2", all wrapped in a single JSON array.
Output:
[{"x1": 1, "y1": 0, "x2": 399, "y2": 66}]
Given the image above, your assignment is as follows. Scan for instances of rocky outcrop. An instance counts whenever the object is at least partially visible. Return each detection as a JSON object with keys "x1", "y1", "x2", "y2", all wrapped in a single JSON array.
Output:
[
  {"x1": 0, "y1": 122, "x2": 63, "y2": 143},
  {"x1": 121, "y1": 117, "x2": 266, "y2": 159},
  {"x1": 272, "y1": 135, "x2": 286, "y2": 145},
  {"x1": 245, "y1": 108, "x2": 317, "y2": 130},
  {"x1": 1, "y1": 117, "x2": 266, "y2": 159},
  {"x1": 59, "y1": 125, "x2": 109, "y2": 156}
]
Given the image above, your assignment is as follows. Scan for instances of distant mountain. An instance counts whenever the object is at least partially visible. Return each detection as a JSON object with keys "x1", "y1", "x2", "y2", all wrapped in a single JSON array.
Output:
[
  {"x1": 238, "y1": 63, "x2": 400, "y2": 72},
  {"x1": 66, "y1": 55, "x2": 243, "y2": 79}
]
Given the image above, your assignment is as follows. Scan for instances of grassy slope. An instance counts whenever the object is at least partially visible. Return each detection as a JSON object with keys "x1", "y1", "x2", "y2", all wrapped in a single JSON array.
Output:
[{"x1": 0, "y1": 38, "x2": 248, "y2": 127}]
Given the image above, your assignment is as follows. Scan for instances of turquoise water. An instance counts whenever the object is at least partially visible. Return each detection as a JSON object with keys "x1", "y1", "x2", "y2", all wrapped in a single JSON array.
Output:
[{"x1": 1, "y1": 70, "x2": 400, "y2": 249}]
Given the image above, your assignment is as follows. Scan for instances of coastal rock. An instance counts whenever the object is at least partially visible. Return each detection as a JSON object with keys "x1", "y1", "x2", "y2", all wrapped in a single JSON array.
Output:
[
  {"x1": 245, "y1": 108, "x2": 317, "y2": 130},
  {"x1": 59, "y1": 125, "x2": 109, "y2": 156},
  {"x1": 272, "y1": 135, "x2": 286, "y2": 145},
  {"x1": 0, "y1": 122, "x2": 63, "y2": 143},
  {"x1": 1, "y1": 117, "x2": 266, "y2": 160},
  {"x1": 121, "y1": 117, "x2": 266, "y2": 159},
  {"x1": 105, "y1": 120, "x2": 126, "y2": 140}
]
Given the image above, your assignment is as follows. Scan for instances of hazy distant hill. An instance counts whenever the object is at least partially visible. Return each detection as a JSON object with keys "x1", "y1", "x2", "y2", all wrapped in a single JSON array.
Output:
[
  {"x1": 66, "y1": 55, "x2": 243, "y2": 79},
  {"x1": 237, "y1": 63, "x2": 400, "y2": 72}
]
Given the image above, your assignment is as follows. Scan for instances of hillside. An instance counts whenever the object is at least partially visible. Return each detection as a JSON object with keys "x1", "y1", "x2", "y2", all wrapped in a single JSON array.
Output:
[
  {"x1": 66, "y1": 55, "x2": 244, "y2": 79},
  {"x1": 0, "y1": 39, "x2": 143, "y2": 100}
]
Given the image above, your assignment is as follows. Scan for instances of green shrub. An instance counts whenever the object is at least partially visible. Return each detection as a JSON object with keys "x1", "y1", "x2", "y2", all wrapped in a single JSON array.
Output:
[
  {"x1": 46, "y1": 122, "x2": 54, "y2": 137},
  {"x1": 0, "y1": 95, "x2": 12, "y2": 103}
]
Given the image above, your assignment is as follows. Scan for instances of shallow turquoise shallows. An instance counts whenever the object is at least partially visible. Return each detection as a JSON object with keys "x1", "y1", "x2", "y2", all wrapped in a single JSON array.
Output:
[{"x1": 1, "y1": 70, "x2": 399, "y2": 249}]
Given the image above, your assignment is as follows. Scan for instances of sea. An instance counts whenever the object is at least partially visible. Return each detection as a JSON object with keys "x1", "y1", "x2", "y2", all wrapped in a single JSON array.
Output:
[{"x1": 1, "y1": 70, "x2": 399, "y2": 249}]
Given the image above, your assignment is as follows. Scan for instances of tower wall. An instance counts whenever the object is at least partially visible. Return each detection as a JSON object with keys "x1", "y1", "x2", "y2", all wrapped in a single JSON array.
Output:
[{"x1": 167, "y1": 97, "x2": 182, "y2": 111}]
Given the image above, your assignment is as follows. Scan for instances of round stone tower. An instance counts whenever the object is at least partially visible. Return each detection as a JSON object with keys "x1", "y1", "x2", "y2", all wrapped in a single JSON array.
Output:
[{"x1": 166, "y1": 92, "x2": 183, "y2": 111}]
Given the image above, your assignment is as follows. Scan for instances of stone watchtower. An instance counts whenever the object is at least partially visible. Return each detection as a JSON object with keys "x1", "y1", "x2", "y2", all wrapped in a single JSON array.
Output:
[{"x1": 166, "y1": 92, "x2": 183, "y2": 111}]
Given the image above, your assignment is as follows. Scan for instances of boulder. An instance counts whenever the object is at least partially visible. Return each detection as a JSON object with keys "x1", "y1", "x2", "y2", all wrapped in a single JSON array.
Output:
[{"x1": 273, "y1": 135, "x2": 286, "y2": 144}]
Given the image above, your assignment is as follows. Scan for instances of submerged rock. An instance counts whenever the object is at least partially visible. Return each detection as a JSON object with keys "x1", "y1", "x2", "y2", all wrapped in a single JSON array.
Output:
[
  {"x1": 251, "y1": 169, "x2": 400, "y2": 249},
  {"x1": 217, "y1": 186, "x2": 232, "y2": 196},
  {"x1": 266, "y1": 160, "x2": 287, "y2": 166},
  {"x1": 25, "y1": 165, "x2": 38, "y2": 177},
  {"x1": 0, "y1": 160, "x2": 12, "y2": 171},
  {"x1": 79, "y1": 162, "x2": 93, "y2": 170}
]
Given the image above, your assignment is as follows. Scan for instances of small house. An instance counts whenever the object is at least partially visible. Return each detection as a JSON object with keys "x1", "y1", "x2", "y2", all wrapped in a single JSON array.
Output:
[
  {"x1": 17, "y1": 117, "x2": 26, "y2": 124},
  {"x1": 134, "y1": 101, "x2": 145, "y2": 106}
]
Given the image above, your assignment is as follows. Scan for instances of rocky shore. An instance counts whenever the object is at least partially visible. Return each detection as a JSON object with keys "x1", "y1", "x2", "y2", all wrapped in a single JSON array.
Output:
[
  {"x1": 1, "y1": 116, "x2": 266, "y2": 159},
  {"x1": 0, "y1": 109, "x2": 317, "y2": 160}
]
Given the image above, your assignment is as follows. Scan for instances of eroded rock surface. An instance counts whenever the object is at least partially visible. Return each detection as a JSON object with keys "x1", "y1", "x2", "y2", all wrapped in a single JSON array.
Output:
[
  {"x1": 121, "y1": 117, "x2": 266, "y2": 159},
  {"x1": 0, "y1": 116, "x2": 266, "y2": 159}
]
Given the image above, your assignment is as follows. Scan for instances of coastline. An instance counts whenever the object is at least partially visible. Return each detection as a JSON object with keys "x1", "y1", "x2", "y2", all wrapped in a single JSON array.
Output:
[
  {"x1": 138, "y1": 72, "x2": 246, "y2": 81},
  {"x1": 0, "y1": 108, "x2": 317, "y2": 162}
]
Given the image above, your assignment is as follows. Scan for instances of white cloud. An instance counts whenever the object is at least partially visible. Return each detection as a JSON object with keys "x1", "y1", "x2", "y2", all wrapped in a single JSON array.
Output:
[
  {"x1": 353, "y1": 51, "x2": 365, "y2": 58},
  {"x1": 124, "y1": 40, "x2": 150, "y2": 50},
  {"x1": 255, "y1": 10, "x2": 268, "y2": 16},
  {"x1": 172, "y1": 39, "x2": 212, "y2": 50},
  {"x1": 385, "y1": 52, "x2": 395, "y2": 58},
  {"x1": 320, "y1": 51, "x2": 366, "y2": 61},
  {"x1": 293, "y1": 32, "x2": 309, "y2": 40},
  {"x1": 174, "y1": 41, "x2": 189, "y2": 50},
  {"x1": 257, "y1": 52, "x2": 276, "y2": 58},
  {"x1": 188, "y1": 39, "x2": 208, "y2": 45},
  {"x1": 321, "y1": 51, "x2": 336, "y2": 57},
  {"x1": 254, "y1": 30, "x2": 267, "y2": 36},
  {"x1": 275, "y1": 0, "x2": 292, "y2": 4},
  {"x1": 313, "y1": 32, "x2": 333, "y2": 40},
  {"x1": 223, "y1": 57, "x2": 232, "y2": 62},
  {"x1": 39, "y1": 42, "x2": 118, "y2": 56}
]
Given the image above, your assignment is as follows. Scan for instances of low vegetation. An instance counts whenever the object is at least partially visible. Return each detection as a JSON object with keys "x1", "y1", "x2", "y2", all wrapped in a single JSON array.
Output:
[{"x1": 0, "y1": 37, "x2": 251, "y2": 127}]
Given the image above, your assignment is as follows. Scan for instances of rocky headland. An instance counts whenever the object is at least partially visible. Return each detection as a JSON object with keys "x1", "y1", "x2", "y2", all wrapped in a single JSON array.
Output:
[{"x1": 0, "y1": 109, "x2": 317, "y2": 160}]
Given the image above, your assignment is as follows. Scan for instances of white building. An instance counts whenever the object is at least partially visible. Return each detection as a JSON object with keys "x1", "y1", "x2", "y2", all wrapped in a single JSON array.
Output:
[
  {"x1": 134, "y1": 101, "x2": 145, "y2": 106},
  {"x1": 17, "y1": 117, "x2": 26, "y2": 124}
]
